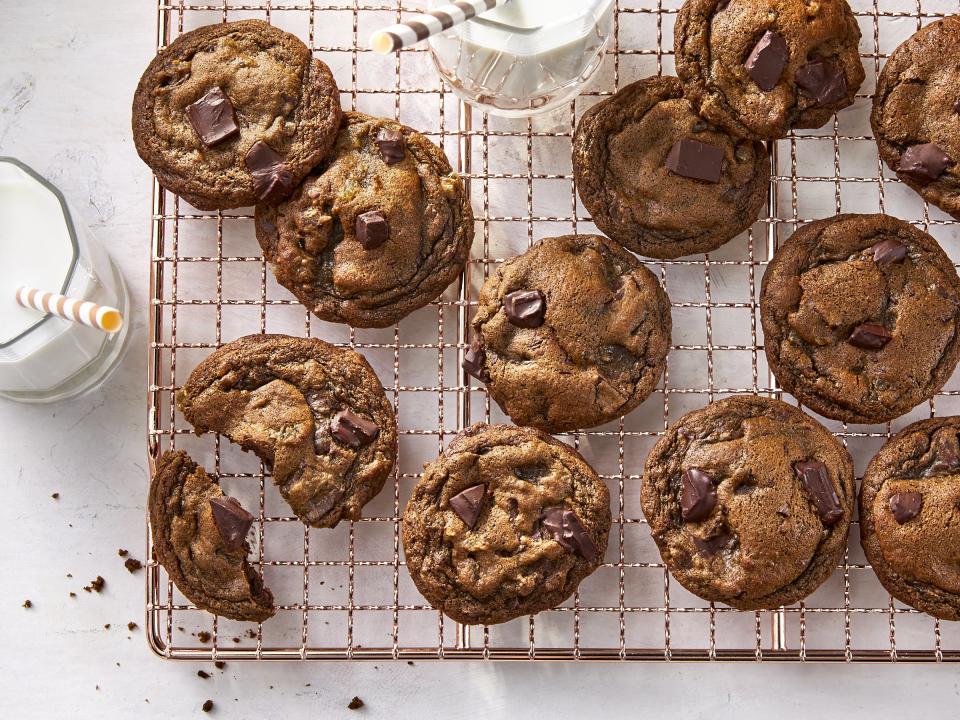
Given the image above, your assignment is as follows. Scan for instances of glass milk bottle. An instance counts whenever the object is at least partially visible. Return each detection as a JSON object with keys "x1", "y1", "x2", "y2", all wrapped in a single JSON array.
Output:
[
  {"x1": 0, "y1": 158, "x2": 129, "y2": 403},
  {"x1": 428, "y1": 0, "x2": 615, "y2": 116}
]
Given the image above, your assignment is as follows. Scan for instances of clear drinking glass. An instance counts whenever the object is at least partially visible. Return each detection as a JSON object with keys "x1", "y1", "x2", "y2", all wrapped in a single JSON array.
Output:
[
  {"x1": 428, "y1": 0, "x2": 615, "y2": 117},
  {"x1": 0, "y1": 157, "x2": 130, "y2": 403}
]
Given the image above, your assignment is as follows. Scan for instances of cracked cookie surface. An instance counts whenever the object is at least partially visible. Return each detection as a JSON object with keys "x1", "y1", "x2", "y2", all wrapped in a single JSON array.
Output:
[
  {"x1": 641, "y1": 396, "x2": 854, "y2": 609},
  {"x1": 573, "y1": 76, "x2": 769, "y2": 258},
  {"x1": 675, "y1": 0, "x2": 864, "y2": 140},
  {"x1": 177, "y1": 334, "x2": 397, "y2": 528},
  {"x1": 760, "y1": 214, "x2": 960, "y2": 424},
  {"x1": 402, "y1": 423, "x2": 611, "y2": 625},
  {"x1": 132, "y1": 20, "x2": 341, "y2": 210},
  {"x1": 871, "y1": 17, "x2": 960, "y2": 220},
  {"x1": 149, "y1": 450, "x2": 275, "y2": 621},
  {"x1": 860, "y1": 416, "x2": 960, "y2": 620},
  {"x1": 469, "y1": 235, "x2": 671, "y2": 433},
  {"x1": 255, "y1": 112, "x2": 473, "y2": 328}
]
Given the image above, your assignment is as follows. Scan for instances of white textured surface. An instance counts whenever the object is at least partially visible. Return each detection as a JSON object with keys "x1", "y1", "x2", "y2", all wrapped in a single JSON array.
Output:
[{"x1": 1, "y1": 0, "x2": 959, "y2": 717}]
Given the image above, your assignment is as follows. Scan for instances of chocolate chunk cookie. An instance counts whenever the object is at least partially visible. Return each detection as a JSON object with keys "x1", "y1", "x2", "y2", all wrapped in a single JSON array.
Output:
[
  {"x1": 255, "y1": 112, "x2": 473, "y2": 328},
  {"x1": 871, "y1": 17, "x2": 960, "y2": 220},
  {"x1": 675, "y1": 0, "x2": 865, "y2": 140},
  {"x1": 177, "y1": 335, "x2": 397, "y2": 528},
  {"x1": 641, "y1": 396, "x2": 854, "y2": 609},
  {"x1": 573, "y1": 76, "x2": 769, "y2": 258},
  {"x1": 760, "y1": 214, "x2": 960, "y2": 424},
  {"x1": 860, "y1": 417, "x2": 960, "y2": 620},
  {"x1": 402, "y1": 423, "x2": 611, "y2": 625},
  {"x1": 468, "y1": 235, "x2": 671, "y2": 432},
  {"x1": 149, "y1": 450, "x2": 274, "y2": 621},
  {"x1": 132, "y1": 20, "x2": 341, "y2": 210}
]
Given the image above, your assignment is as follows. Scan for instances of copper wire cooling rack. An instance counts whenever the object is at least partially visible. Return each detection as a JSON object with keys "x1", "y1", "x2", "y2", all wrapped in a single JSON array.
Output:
[{"x1": 147, "y1": 0, "x2": 960, "y2": 661}]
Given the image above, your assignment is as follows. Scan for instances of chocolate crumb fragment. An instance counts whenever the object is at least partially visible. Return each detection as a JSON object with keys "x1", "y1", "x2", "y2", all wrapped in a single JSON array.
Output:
[
  {"x1": 51, "y1": 492, "x2": 59, "y2": 499},
  {"x1": 197, "y1": 631, "x2": 212, "y2": 644},
  {"x1": 118, "y1": 549, "x2": 128, "y2": 557},
  {"x1": 348, "y1": 697, "x2": 364, "y2": 710},
  {"x1": 83, "y1": 576, "x2": 105, "y2": 593},
  {"x1": 69, "y1": 592, "x2": 77, "y2": 598},
  {"x1": 22, "y1": 599, "x2": 32, "y2": 608},
  {"x1": 202, "y1": 699, "x2": 214, "y2": 713},
  {"x1": 124, "y1": 558, "x2": 143, "y2": 573},
  {"x1": 214, "y1": 661, "x2": 226, "y2": 670},
  {"x1": 128, "y1": 622, "x2": 138, "y2": 631},
  {"x1": 104, "y1": 624, "x2": 111, "y2": 630},
  {"x1": 198, "y1": 670, "x2": 211, "y2": 680}
]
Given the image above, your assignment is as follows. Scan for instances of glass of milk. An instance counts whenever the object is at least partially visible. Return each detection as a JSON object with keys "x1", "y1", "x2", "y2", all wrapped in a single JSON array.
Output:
[
  {"x1": 0, "y1": 158, "x2": 129, "y2": 403},
  {"x1": 428, "y1": 0, "x2": 615, "y2": 117}
]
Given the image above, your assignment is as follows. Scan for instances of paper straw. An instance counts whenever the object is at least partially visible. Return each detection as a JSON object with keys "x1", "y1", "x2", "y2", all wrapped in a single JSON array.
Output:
[
  {"x1": 16, "y1": 286, "x2": 124, "y2": 334},
  {"x1": 370, "y1": 0, "x2": 508, "y2": 54}
]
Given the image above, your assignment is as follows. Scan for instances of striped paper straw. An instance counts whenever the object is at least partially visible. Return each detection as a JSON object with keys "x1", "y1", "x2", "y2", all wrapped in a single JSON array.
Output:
[
  {"x1": 370, "y1": 0, "x2": 508, "y2": 54},
  {"x1": 16, "y1": 286, "x2": 124, "y2": 334}
]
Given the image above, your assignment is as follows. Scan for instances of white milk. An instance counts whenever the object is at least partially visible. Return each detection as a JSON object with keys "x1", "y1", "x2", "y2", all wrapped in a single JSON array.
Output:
[
  {"x1": 0, "y1": 158, "x2": 129, "y2": 402},
  {"x1": 429, "y1": 0, "x2": 615, "y2": 115}
]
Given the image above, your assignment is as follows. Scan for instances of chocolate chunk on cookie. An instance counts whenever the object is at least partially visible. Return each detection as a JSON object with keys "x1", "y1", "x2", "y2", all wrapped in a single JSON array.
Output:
[
  {"x1": 675, "y1": 0, "x2": 864, "y2": 139},
  {"x1": 760, "y1": 214, "x2": 960, "y2": 424},
  {"x1": 177, "y1": 335, "x2": 397, "y2": 528},
  {"x1": 860, "y1": 417, "x2": 960, "y2": 620},
  {"x1": 132, "y1": 20, "x2": 341, "y2": 210},
  {"x1": 871, "y1": 17, "x2": 960, "y2": 220},
  {"x1": 255, "y1": 112, "x2": 473, "y2": 328},
  {"x1": 148, "y1": 450, "x2": 274, "y2": 621},
  {"x1": 470, "y1": 235, "x2": 671, "y2": 433},
  {"x1": 641, "y1": 396, "x2": 854, "y2": 609},
  {"x1": 573, "y1": 76, "x2": 769, "y2": 258},
  {"x1": 402, "y1": 423, "x2": 611, "y2": 625}
]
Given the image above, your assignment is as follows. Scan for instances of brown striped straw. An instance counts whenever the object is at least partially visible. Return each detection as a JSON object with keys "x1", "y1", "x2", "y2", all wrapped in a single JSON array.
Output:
[
  {"x1": 370, "y1": 0, "x2": 507, "y2": 54},
  {"x1": 16, "y1": 286, "x2": 123, "y2": 334}
]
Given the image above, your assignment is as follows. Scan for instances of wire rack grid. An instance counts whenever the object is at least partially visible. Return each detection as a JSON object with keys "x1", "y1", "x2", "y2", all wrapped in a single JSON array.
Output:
[{"x1": 147, "y1": 0, "x2": 960, "y2": 661}]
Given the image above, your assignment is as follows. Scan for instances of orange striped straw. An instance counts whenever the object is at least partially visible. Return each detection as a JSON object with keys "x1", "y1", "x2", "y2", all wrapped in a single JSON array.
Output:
[{"x1": 16, "y1": 286, "x2": 123, "y2": 334}]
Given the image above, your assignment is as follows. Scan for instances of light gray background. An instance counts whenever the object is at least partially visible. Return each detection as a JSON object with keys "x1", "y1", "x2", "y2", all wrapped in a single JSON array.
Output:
[{"x1": 1, "y1": 1, "x2": 959, "y2": 717}]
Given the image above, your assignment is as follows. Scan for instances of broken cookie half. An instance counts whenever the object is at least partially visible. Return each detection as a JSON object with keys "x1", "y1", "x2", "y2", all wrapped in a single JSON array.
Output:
[{"x1": 149, "y1": 450, "x2": 275, "y2": 622}]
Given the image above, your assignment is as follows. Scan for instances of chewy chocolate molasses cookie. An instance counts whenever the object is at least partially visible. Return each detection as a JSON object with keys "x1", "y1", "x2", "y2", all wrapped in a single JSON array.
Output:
[
  {"x1": 149, "y1": 450, "x2": 275, "y2": 621},
  {"x1": 402, "y1": 423, "x2": 611, "y2": 625},
  {"x1": 177, "y1": 335, "x2": 397, "y2": 528},
  {"x1": 675, "y1": 0, "x2": 864, "y2": 140},
  {"x1": 255, "y1": 112, "x2": 473, "y2": 328},
  {"x1": 573, "y1": 76, "x2": 769, "y2": 258},
  {"x1": 466, "y1": 235, "x2": 671, "y2": 432},
  {"x1": 860, "y1": 417, "x2": 960, "y2": 620},
  {"x1": 133, "y1": 20, "x2": 341, "y2": 210},
  {"x1": 871, "y1": 17, "x2": 960, "y2": 220},
  {"x1": 760, "y1": 214, "x2": 960, "y2": 424},
  {"x1": 641, "y1": 396, "x2": 854, "y2": 609}
]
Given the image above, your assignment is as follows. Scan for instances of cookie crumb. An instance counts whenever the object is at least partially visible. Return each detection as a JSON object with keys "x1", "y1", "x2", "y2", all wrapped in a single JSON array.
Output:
[
  {"x1": 406, "y1": 661, "x2": 414, "y2": 666},
  {"x1": 51, "y1": 492, "x2": 59, "y2": 499},
  {"x1": 118, "y1": 549, "x2": 128, "y2": 557},
  {"x1": 231, "y1": 637, "x2": 240, "y2": 644},
  {"x1": 348, "y1": 697, "x2": 364, "y2": 710},
  {"x1": 83, "y1": 576, "x2": 105, "y2": 593},
  {"x1": 202, "y1": 699, "x2": 213, "y2": 713},
  {"x1": 197, "y1": 670, "x2": 210, "y2": 680},
  {"x1": 214, "y1": 661, "x2": 225, "y2": 670},
  {"x1": 245, "y1": 629, "x2": 256, "y2": 639},
  {"x1": 124, "y1": 558, "x2": 143, "y2": 573},
  {"x1": 197, "y1": 631, "x2": 211, "y2": 644},
  {"x1": 128, "y1": 622, "x2": 138, "y2": 631},
  {"x1": 69, "y1": 592, "x2": 77, "y2": 598},
  {"x1": 104, "y1": 623, "x2": 111, "y2": 630},
  {"x1": 22, "y1": 599, "x2": 32, "y2": 609}
]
